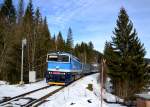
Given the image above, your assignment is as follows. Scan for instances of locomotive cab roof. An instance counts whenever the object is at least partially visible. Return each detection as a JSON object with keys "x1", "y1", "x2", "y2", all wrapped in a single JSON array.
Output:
[{"x1": 47, "y1": 51, "x2": 81, "y2": 62}]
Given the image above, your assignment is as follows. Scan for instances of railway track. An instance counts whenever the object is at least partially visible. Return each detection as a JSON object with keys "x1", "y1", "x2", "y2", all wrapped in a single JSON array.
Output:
[
  {"x1": 0, "y1": 73, "x2": 97, "y2": 107},
  {"x1": 24, "y1": 73, "x2": 97, "y2": 107},
  {"x1": 0, "y1": 84, "x2": 67, "y2": 107},
  {"x1": 24, "y1": 86, "x2": 66, "y2": 107},
  {"x1": 0, "y1": 85, "x2": 53, "y2": 106}
]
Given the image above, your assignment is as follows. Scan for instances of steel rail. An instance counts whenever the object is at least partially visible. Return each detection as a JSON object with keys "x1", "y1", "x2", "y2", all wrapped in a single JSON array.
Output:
[{"x1": 0, "y1": 85, "x2": 51, "y2": 106}]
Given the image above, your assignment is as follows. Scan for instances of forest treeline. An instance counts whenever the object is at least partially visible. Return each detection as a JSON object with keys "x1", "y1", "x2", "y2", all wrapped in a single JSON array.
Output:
[{"x1": 0, "y1": 0, "x2": 101, "y2": 84}]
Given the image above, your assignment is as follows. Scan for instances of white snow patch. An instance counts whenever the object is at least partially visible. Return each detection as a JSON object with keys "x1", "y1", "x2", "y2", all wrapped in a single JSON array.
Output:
[
  {"x1": 0, "y1": 81, "x2": 8, "y2": 85},
  {"x1": 0, "y1": 80, "x2": 47, "y2": 101},
  {"x1": 26, "y1": 86, "x2": 61, "y2": 99}
]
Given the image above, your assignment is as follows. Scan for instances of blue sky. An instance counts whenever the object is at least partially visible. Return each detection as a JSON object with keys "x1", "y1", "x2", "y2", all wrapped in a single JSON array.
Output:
[{"x1": 1, "y1": 0, "x2": 150, "y2": 57}]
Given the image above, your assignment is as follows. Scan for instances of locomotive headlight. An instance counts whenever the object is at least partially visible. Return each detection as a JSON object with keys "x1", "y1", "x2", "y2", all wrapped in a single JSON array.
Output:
[{"x1": 49, "y1": 55, "x2": 57, "y2": 58}]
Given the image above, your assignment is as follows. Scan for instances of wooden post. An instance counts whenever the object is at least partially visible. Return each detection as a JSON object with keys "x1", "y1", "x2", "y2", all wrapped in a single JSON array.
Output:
[{"x1": 101, "y1": 58, "x2": 106, "y2": 107}]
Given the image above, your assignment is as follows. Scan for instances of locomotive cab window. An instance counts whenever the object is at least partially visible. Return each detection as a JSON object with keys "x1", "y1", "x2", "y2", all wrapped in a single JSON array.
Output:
[
  {"x1": 58, "y1": 55, "x2": 69, "y2": 62},
  {"x1": 48, "y1": 55, "x2": 58, "y2": 61},
  {"x1": 48, "y1": 55, "x2": 69, "y2": 62}
]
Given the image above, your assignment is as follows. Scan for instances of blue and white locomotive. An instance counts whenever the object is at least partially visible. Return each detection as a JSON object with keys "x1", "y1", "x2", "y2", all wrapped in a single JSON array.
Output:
[{"x1": 46, "y1": 52, "x2": 83, "y2": 85}]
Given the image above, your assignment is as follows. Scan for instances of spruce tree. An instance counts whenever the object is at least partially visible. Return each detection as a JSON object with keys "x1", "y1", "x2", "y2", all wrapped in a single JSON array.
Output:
[
  {"x1": 51, "y1": 34, "x2": 57, "y2": 51},
  {"x1": 88, "y1": 41, "x2": 94, "y2": 63},
  {"x1": 24, "y1": 0, "x2": 34, "y2": 24},
  {"x1": 66, "y1": 27, "x2": 73, "y2": 53},
  {"x1": 23, "y1": 0, "x2": 34, "y2": 72},
  {"x1": 42, "y1": 17, "x2": 51, "y2": 51},
  {"x1": 56, "y1": 32, "x2": 65, "y2": 51},
  {"x1": 104, "y1": 8, "x2": 149, "y2": 101},
  {"x1": 39, "y1": 17, "x2": 51, "y2": 78},
  {"x1": 0, "y1": 0, "x2": 17, "y2": 82},
  {"x1": 17, "y1": 0, "x2": 24, "y2": 24},
  {"x1": 34, "y1": 8, "x2": 42, "y2": 78},
  {"x1": 0, "y1": 0, "x2": 16, "y2": 24}
]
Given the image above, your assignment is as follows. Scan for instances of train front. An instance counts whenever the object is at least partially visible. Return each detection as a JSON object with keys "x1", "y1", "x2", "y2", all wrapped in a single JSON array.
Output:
[{"x1": 46, "y1": 53, "x2": 72, "y2": 85}]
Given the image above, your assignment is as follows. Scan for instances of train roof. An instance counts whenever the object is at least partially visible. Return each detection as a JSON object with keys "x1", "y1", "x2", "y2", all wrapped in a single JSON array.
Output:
[
  {"x1": 47, "y1": 51, "x2": 80, "y2": 62},
  {"x1": 47, "y1": 51, "x2": 72, "y2": 56}
]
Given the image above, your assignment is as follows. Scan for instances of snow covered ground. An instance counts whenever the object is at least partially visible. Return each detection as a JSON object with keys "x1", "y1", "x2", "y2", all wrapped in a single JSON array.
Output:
[
  {"x1": 40, "y1": 73, "x2": 126, "y2": 107},
  {"x1": 0, "y1": 73, "x2": 126, "y2": 107}
]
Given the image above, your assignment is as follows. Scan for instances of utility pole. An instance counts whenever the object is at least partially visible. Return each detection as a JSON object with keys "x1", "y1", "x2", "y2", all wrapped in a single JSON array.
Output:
[
  {"x1": 20, "y1": 38, "x2": 27, "y2": 85},
  {"x1": 101, "y1": 58, "x2": 106, "y2": 107}
]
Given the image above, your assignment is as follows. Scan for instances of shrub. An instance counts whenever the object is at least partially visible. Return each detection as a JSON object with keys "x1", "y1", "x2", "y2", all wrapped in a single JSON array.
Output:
[{"x1": 86, "y1": 83, "x2": 93, "y2": 91}]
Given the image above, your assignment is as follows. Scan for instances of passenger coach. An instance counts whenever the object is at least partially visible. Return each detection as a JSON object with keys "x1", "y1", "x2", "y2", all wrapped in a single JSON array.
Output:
[{"x1": 46, "y1": 52, "x2": 82, "y2": 85}]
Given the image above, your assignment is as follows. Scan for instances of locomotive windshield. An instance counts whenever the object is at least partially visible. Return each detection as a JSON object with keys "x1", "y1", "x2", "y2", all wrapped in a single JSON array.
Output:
[{"x1": 47, "y1": 55, "x2": 69, "y2": 62}]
